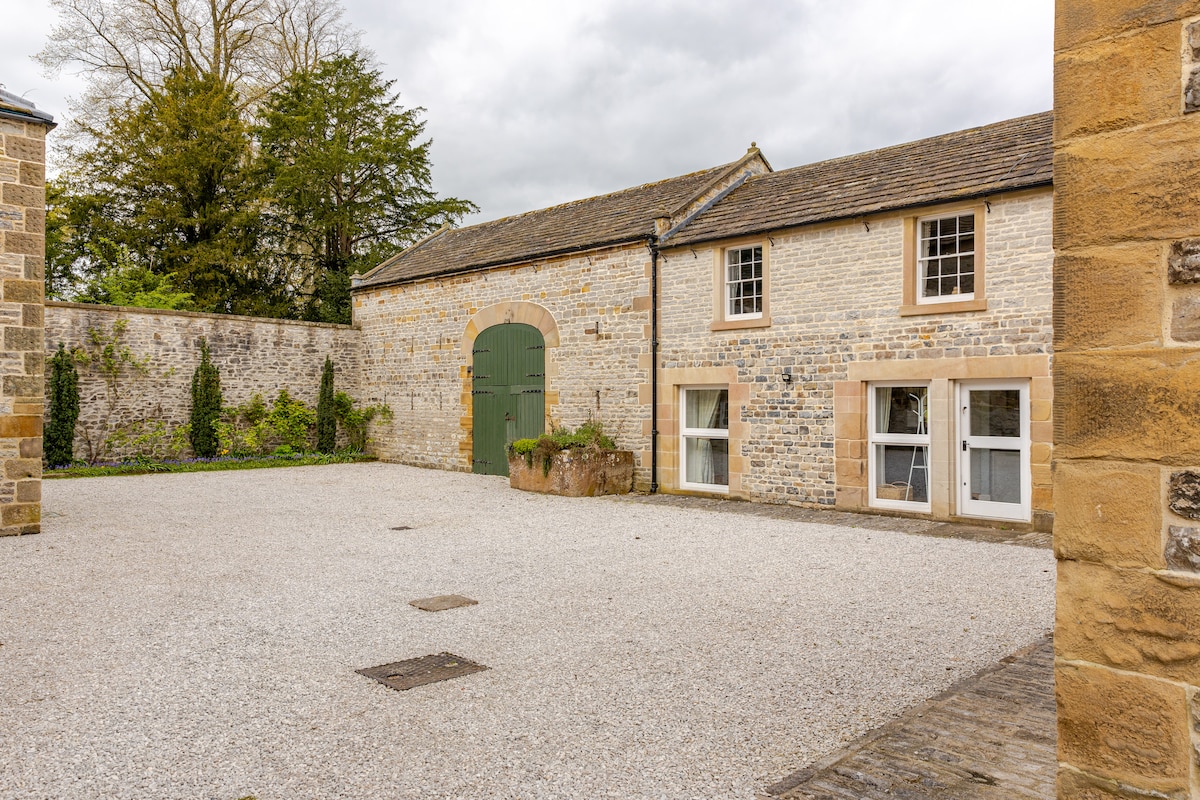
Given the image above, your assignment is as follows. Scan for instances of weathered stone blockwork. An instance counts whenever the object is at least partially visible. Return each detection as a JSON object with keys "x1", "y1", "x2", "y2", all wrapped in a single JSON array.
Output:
[
  {"x1": 0, "y1": 103, "x2": 51, "y2": 535},
  {"x1": 1054, "y1": 4, "x2": 1200, "y2": 798},
  {"x1": 354, "y1": 246, "x2": 653, "y2": 482},
  {"x1": 657, "y1": 190, "x2": 1053, "y2": 522},
  {"x1": 44, "y1": 302, "x2": 361, "y2": 462}
]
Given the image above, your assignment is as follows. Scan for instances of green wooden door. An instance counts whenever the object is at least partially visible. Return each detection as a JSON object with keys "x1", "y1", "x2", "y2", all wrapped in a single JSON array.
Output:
[{"x1": 472, "y1": 323, "x2": 545, "y2": 475}]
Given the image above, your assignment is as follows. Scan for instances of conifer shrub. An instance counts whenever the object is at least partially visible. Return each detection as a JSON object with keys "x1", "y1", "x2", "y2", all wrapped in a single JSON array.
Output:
[
  {"x1": 316, "y1": 356, "x2": 336, "y2": 453},
  {"x1": 45, "y1": 343, "x2": 80, "y2": 468},
  {"x1": 189, "y1": 338, "x2": 223, "y2": 458}
]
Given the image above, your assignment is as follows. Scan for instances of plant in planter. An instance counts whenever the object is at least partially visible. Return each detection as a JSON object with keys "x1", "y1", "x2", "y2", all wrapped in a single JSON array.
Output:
[{"x1": 507, "y1": 421, "x2": 634, "y2": 496}]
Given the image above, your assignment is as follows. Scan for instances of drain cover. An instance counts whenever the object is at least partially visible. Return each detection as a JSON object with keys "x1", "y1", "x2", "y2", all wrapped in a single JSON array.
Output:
[
  {"x1": 390, "y1": 525, "x2": 413, "y2": 531},
  {"x1": 357, "y1": 652, "x2": 489, "y2": 691},
  {"x1": 409, "y1": 594, "x2": 478, "y2": 612}
]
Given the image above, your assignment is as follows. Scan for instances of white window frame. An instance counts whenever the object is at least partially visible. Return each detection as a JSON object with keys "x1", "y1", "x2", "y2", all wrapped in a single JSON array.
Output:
[
  {"x1": 680, "y1": 386, "x2": 730, "y2": 494},
  {"x1": 724, "y1": 245, "x2": 763, "y2": 320},
  {"x1": 916, "y1": 212, "x2": 976, "y2": 304},
  {"x1": 867, "y1": 381, "x2": 932, "y2": 512}
]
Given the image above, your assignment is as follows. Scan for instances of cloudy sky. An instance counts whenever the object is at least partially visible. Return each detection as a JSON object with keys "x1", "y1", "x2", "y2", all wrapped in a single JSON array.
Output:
[{"x1": 3, "y1": 0, "x2": 1054, "y2": 224}]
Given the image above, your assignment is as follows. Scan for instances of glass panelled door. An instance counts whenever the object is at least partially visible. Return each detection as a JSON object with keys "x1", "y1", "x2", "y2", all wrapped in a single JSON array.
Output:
[{"x1": 958, "y1": 381, "x2": 1030, "y2": 521}]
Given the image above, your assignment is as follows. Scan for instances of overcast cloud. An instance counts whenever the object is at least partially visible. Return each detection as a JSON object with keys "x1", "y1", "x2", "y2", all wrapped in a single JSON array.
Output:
[{"x1": 3, "y1": 0, "x2": 1053, "y2": 223}]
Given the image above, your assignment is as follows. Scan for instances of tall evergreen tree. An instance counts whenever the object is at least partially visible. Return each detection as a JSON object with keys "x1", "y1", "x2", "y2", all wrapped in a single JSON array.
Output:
[
  {"x1": 45, "y1": 343, "x2": 80, "y2": 468},
  {"x1": 257, "y1": 53, "x2": 476, "y2": 324},
  {"x1": 316, "y1": 356, "x2": 336, "y2": 453},
  {"x1": 56, "y1": 68, "x2": 294, "y2": 316},
  {"x1": 189, "y1": 338, "x2": 223, "y2": 458}
]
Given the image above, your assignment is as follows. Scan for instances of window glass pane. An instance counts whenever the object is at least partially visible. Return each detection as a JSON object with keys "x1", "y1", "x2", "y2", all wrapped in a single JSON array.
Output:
[
  {"x1": 969, "y1": 447, "x2": 1021, "y2": 503},
  {"x1": 685, "y1": 437, "x2": 729, "y2": 486},
  {"x1": 969, "y1": 389, "x2": 1020, "y2": 437},
  {"x1": 873, "y1": 444, "x2": 929, "y2": 503},
  {"x1": 918, "y1": 213, "x2": 976, "y2": 299},
  {"x1": 685, "y1": 389, "x2": 729, "y2": 430},
  {"x1": 874, "y1": 386, "x2": 928, "y2": 434}
]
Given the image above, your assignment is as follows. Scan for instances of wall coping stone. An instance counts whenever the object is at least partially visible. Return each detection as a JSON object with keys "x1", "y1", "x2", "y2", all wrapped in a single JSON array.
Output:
[{"x1": 46, "y1": 300, "x2": 359, "y2": 331}]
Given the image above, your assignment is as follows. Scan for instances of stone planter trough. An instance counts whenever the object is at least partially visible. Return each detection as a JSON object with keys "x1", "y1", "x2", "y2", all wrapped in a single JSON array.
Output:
[{"x1": 508, "y1": 449, "x2": 634, "y2": 497}]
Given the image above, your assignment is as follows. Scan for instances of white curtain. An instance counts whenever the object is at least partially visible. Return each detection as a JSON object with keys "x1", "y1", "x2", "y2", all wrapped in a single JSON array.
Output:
[
  {"x1": 688, "y1": 390, "x2": 723, "y2": 485},
  {"x1": 876, "y1": 387, "x2": 892, "y2": 434}
]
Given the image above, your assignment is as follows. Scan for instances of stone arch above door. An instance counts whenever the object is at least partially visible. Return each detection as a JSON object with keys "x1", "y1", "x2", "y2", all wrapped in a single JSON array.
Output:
[
  {"x1": 458, "y1": 302, "x2": 561, "y2": 471},
  {"x1": 461, "y1": 301, "x2": 560, "y2": 357}
]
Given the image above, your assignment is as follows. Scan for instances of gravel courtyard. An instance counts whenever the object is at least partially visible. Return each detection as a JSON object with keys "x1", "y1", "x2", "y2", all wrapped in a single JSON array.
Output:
[{"x1": 1, "y1": 463, "x2": 1055, "y2": 800}]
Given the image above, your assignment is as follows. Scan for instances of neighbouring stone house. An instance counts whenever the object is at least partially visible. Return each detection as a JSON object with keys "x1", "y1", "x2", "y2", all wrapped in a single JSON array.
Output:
[
  {"x1": 0, "y1": 89, "x2": 53, "y2": 536},
  {"x1": 353, "y1": 111, "x2": 1055, "y2": 530}
]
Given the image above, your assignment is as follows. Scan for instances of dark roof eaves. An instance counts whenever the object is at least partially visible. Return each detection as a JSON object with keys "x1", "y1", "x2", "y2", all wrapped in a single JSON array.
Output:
[
  {"x1": 0, "y1": 107, "x2": 55, "y2": 129},
  {"x1": 661, "y1": 178, "x2": 1053, "y2": 250},
  {"x1": 352, "y1": 233, "x2": 653, "y2": 292}
]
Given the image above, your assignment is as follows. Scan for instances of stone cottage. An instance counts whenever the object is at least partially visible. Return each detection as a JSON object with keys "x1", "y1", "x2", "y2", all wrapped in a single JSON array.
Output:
[{"x1": 352, "y1": 111, "x2": 1054, "y2": 530}]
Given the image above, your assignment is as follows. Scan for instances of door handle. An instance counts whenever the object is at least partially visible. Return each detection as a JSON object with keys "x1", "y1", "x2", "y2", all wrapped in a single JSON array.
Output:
[{"x1": 962, "y1": 440, "x2": 968, "y2": 451}]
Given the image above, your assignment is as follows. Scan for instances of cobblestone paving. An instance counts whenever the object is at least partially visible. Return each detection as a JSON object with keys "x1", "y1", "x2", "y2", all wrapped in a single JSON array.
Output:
[
  {"x1": 762, "y1": 636, "x2": 1055, "y2": 799},
  {"x1": 616, "y1": 493, "x2": 1053, "y2": 550}
]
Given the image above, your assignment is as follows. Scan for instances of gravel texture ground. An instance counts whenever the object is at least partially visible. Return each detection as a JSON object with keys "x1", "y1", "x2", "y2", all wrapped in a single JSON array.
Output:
[{"x1": 1, "y1": 463, "x2": 1055, "y2": 800}]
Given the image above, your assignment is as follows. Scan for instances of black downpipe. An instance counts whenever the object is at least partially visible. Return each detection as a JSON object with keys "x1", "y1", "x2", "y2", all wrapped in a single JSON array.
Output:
[{"x1": 649, "y1": 238, "x2": 660, "y2": 493}]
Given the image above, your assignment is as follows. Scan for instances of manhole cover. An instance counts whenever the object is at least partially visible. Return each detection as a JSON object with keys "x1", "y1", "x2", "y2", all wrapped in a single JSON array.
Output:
[
  {"x1": 409, "y1": 594, "x2": 478, "y2": 612},
  {"x1": 357, "y1": 652, "x2": 489, "y2": 691}
]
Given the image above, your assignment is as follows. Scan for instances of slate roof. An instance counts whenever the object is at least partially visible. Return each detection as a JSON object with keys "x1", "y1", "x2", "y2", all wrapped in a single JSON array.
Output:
[
  {"x1": 662, "y1": 111, "x2": 1053, "y2": 247},
  {"x1": 355, "y1": 162, "x2": 734, "y2": 289},
  {"x1": 356, "y1": 111, "x2": 1052, "y2": 290}
]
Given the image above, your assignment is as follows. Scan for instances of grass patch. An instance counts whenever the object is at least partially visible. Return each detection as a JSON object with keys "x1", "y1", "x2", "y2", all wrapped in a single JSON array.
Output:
[{"x1": 45, "y1": 452, "x2": 375, "y2": 479}]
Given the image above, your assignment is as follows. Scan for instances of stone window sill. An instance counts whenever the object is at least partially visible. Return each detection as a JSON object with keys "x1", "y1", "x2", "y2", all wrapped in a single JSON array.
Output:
[
  {"x1": 899, "y1": 299, "x2": 987, "y2": 317},
  {"x1": 710, "y1": 316, "x2": 772, "y2": 332}
]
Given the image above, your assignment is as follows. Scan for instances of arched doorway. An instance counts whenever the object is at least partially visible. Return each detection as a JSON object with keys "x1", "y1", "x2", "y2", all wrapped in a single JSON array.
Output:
[{"x1": 471, "y1": 323, "x2": 545, "y2": 475}]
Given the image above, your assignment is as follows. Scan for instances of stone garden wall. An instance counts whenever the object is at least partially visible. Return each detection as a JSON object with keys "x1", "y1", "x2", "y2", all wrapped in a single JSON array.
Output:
[{"x1": 44, "y1": 302, "x2": 361, "y2": 463}]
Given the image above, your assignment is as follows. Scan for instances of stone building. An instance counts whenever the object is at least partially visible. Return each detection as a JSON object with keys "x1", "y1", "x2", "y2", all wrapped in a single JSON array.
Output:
[
  {"x1": 0, "y1": 89, "x2": 53, "y2": 536},
  {"x1": 353, "y1": 111, "x2": 1055, "y2": 530},
  {"x1": 1053, "y1": 4, "x2": 1200, "y2": 797}
]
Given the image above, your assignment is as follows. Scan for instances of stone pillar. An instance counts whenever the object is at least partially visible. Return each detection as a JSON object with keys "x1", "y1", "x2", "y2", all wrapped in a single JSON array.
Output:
[
  {"x1": 1054, "y1": 4, "x2": 1200, "y2": 798},
  {"x1": 0, "y1": 91, "x2": 53, "y2": 536}
]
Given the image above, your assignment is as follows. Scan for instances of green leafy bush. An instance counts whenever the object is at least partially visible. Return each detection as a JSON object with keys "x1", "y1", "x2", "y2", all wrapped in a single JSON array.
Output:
[
  {"x1": 267, "y1": 389, "x2": 316, "y2": 452},
  {"x1": 507, "y1": 421, "x2": 617, "y2": 476},
  {"x1": 331, "y1": 391, "x2": 392, "y2": 452},
  {"x1": 45, "y1": 343, "x2": 80, "y2": 468}
]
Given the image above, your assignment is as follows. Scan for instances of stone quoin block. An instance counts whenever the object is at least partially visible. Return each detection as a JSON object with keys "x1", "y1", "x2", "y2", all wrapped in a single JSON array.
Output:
[
  {"x1": 1057, "y1": 558, "x2": 1200, "y2": 684},
  {"x1": 1054, "y1": 460, "x2": 1162, "y2": 567},
  {"x1": 1054, "y1": 19, "x2": 1183, "y2": 137},
  {"x1": 1055, "y1": 1, "x2": 1200, "y2": 51},
  {"x1": 1054, "y1": 353, "x2": 1200, "y2": 462},
  {"x1": 1053, "y1": 120, "x2": 1200, "y2": 250},
  {"x1": 1056, "y1": 661, "x2": 1190, "y2": 793},
  {"x1": 1053, "y1": 245, "x2": 1163, "y2": 350}
]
